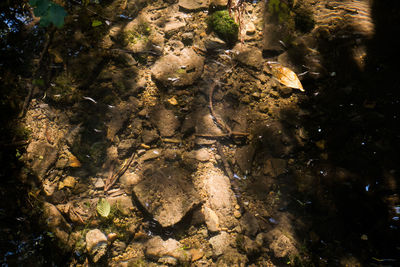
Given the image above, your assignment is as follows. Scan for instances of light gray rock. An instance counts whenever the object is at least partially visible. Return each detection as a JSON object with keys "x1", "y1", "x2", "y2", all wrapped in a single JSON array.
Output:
[
  {"x1": 209, "y1": 231, "x2": 233, "y2": 256},
  {"x1": 133, "y1": 166, "x2": 200, "y2": 227},
  {"x1": 120, "y1": 171, "x2": 141, "y2": 191},
  {"x1": 203, "y1": 206, "x2": 220, "y2": 232},
  {"x1": 151, "y1": 48, "x2": 204, "y2": 87},
  {"x1": 145, "y1": 236, "x2": 191, "y2": 263},
  {"x1": 182, "y1": 148, "x2": 211, "y2": 162},
  {"x1": 203, "y1": 166, "x2": 237, "y2": 229},
  {"x1": 94, "y1": 178, "x2": 105, "y2": 189},
  {"x1": 86, "y1": 229, "x2": 108, "y2": 263},
  {"x1": 165, "y1": 20, "x2": 186, "y2": 38},
  {"x1": 179, "y1": 0, "x2": 209, "y2": 11}
]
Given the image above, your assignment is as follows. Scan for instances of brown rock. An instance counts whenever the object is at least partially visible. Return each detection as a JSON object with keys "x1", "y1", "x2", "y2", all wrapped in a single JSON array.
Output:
[
  {"x1": 150, "y1": 106, "x2": 180, "y2": 137},
  {"x1": 189, "y1": 248, "x2": 204, "y2": 261},
  {"x1": 25, "y1": 141, "x2": 58, "y2": 180},
  {"x1": 179, "y1": 0, "x2": 209, "y2": 11},
  {"x1": 86, "y1": 229, "x2": 108, "y2": 263},
  {"x1": 235, "y1": 144, "x2": 256, "y2": 174},
  {"x1": 233, "y1": 44, "x2": 263, "y2": 70},
  {"x1": 133, "y1": 166, "x2": 200, "y2": 227},
  {"x1": 145, "y1": 236, "x2": 190, "y2": 262},
  {"x1": 42, "y1": 202, "x2": 72, "y2": 249},
  {"x1": 209, "y1": 231, "x2": 233, "y2": 256},
  {"x1": 151, "y1": 48, "x2": 204, "y2": 87},
  {"x1": 203, "y1": 166, "x2": 238, "y2": 229}
]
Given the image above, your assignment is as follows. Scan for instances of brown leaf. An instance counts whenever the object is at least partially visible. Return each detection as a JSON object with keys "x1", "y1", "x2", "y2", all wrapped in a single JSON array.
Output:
[
  {"x1": 69, "y1": 154, "x2": 81, "y2": 167},
  {"x1": 267, "y1": 62, "x2": 304, "y2": 92}
]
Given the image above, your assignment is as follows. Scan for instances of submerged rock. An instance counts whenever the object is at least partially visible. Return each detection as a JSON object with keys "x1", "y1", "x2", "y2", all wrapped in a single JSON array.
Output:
[
  {"x1": 209, "y1": 231, "x2": 234, "y2": 256},
  {"x1": 204, "y1": 35, "x2": 226, "y2": 51},
  {"x1": 202, "y1": 166, "x2": 238, "y2": 229},
  {"x1": 235, "y1": 144, "x2": 256, "y2": 174},
  {"x1": 151, "y1": 48, "x2": 204, "y2": 87},
  {"x1": 149, "y1": 106, "x2": 180, "y2": 137},
  {"x1": 179, "y1": 0, "x2": 208, "y2": 11},
  {"x1": 233, "y1": 44, "x2": 263, "y2": 70},
  {"x1": 145, "y1": 236, "x2": 191, "y2": 263},
  {"x1": 42, "y1": 202, "x2": 72, "y2": 249},
  {"x1": 25, "y1": 141, "x2": 58, "y2": 180},
  {"x1": 86, "y1": 229, "x2": 108, "y2": 263},
  {"x1": 133, "y1": 166, "x2": 200, "y2": 227},
  {"x1": 264, "y1": 229, "x2": 298, "y2": 258}
]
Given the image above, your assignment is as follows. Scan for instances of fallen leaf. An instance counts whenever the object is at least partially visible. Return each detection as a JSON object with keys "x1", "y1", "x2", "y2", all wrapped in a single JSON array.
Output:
[
  {"x1": 69, "y1": 154, "x2": 81, "y2": 167},
  {"x1": 92, "y1": 20, "x2": 102, "y2": 27},
  {"x1": 97, "y1": 198, "x2": 111, "y2": 218},
  {"x1": 167, "y1": 97, "x2": 178, "y2": 106},
  {"x1": 267, "y1": 62, "x2": 304, "y2": 92}
]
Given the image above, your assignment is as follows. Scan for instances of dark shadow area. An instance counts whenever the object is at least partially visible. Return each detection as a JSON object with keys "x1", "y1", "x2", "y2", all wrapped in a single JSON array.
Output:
[
  {"x1": 0, "y1": 0, "x2": 152, "y2": 265},
  {"x1": 278, "y1": 0, "x2": 400, "y2": 264}
]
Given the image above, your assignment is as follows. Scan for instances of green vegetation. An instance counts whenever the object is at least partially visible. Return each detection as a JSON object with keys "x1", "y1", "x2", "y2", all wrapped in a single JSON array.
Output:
[
  {"x1": 268, "y1": 0, "x2": 291, "y2": 23},
  {"x1": 96, "y1": 198, "x2": 111, "y2": 218},
  {"x1": 29, "y1": 0, "x2": 67, "y2": 28},
  {"x1": 207, "y1": 10, "x2": 239, "y2": 44},
  {"x1": 124, "y1": 21, "x2": 152, "y2": 45},
  {"x1": 294, "y1": 6, "x2": 315, "y2": 32}
]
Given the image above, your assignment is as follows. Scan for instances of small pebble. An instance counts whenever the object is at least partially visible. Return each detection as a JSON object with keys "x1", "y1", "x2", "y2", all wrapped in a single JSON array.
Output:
[{"x1": 234, "y1": 210, "x2": 241, "y2": 218}]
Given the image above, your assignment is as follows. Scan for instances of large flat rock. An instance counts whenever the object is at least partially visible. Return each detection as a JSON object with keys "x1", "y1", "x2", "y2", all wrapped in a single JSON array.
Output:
[
  {"x1": 133, "y1": 166, "x2": 200, "y2": 227},
  {"x1": 179, "y1": 0, "x2": 209, "y2": 11},
  {"x1": 151, "y1": 48, "x2": 204, "y2": 87},
  {"x1": 199, "y1": 165, "x2": 238, "y2": 230}
]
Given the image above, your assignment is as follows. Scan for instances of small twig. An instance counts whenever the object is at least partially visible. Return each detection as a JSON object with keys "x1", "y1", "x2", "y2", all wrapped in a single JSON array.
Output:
[
  {"x1": 216, "y1": 142, "x2": 234, "y2": 180},
  {"x1": 200, "y1": 81, "x2": 249, "y2": 139},
  {"x1": 209, "y1": 82, "x2": 232, "y2": 135},
  {"x1": 69, "y1": 0, "x2": 114, "y2": 22},
  {"x1": 104, "y1": 151, "x2": 137, "y2": 192},
  {"x1": 19, "y1": 27, "x2": 56, "y2": 118}
]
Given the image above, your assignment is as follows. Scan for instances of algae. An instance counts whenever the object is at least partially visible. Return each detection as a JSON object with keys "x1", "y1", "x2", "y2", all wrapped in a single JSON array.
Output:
[{"x1": 207, "y1": 10, "x2": 239, "y2": 45}]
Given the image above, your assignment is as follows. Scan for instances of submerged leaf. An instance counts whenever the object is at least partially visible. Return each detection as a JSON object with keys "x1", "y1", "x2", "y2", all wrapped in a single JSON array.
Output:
[
  {"x1": 92, "y1": 20, "x2": 102, "y2": 27},
  {"x1": 267, "y1": 62, "x2": 304, "y2": 92},
  {"x1": 97, "y1": 198, "x2": 111, "y2": 218}
]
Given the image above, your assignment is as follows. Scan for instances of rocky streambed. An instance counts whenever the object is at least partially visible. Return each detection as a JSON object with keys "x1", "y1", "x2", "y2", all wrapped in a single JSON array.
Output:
[{"x1": 2, "y1": 0, "x2": 399, "y2": 266}]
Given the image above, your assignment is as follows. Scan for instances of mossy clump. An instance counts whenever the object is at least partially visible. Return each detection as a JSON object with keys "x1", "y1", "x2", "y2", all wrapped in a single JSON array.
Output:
[
  {"x1": 294, "y1": 6, "x2": 315, "y2": 32},
  {"x1": 124, "y1": 21, "x2": 152, "y2": 45},
  {"x1": 207, "y1": 10, "x2": 238, "y2": 44},
  {"x1": 48, "y1": 74, "x2": 81, "y2": 105},
  {"x1": 268, "y1": 0, "x2": 291, "y2": 23}
]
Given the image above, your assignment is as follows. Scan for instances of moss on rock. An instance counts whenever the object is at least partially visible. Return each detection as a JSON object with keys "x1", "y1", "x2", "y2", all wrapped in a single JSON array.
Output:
[{"x1": 207, "y1": 10, "x2": 238, "y2": 45}]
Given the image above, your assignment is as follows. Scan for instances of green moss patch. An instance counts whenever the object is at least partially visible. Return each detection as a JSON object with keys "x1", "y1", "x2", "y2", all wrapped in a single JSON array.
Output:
[{"x1": 207, "y1": 10, "x2": 239, "y2": 45}]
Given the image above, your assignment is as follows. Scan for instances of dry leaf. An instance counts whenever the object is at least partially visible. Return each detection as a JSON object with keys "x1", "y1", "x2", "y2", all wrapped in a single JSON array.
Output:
[
  {"x1": 267, "y1": 62, "x2": 304, "y2": 92},
  {"x1": 69, "y1": 154, "x2": 81, "y2": 167}
]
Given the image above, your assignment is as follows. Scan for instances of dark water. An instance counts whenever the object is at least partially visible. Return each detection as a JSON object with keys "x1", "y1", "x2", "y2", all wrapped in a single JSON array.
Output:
[{"x1": 1, "y1": 0, "x2": 399, "y2": 265}]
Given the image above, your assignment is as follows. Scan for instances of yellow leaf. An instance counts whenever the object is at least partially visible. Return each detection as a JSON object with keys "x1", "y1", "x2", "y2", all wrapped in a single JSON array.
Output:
[
  {"x1": 267, "y1": 62, "x2": 304, "y2": 92},
  {"x1": 69, "y1": 154, "x2": 81, "y2": 167}
]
